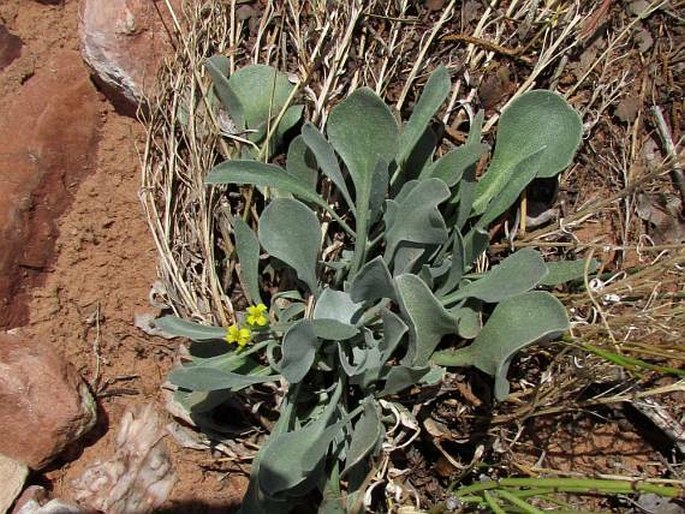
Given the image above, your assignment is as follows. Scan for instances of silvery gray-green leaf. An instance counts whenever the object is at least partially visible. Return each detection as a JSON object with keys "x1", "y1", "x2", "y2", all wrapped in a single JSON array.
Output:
[
  {"x1": 286, "y1": 135, "x2": 318, "y2": 190},
  {"x1": 173, "y1": 388, "x2": 233, "y2": 415},
  {"x1": 154, "y1": 315, "x2": 227, "y2": 341},
  {"x1": 384, "y1": 178, "x2": 450, "y2": 262},
  {"x1": 433, "y1": 291, "x2": 569, "y2": 401},
  {"x1": 233, "y1": 217, "x2": 263, "y2": 305},
  {"x1": 338, "y1": 339, "x2": 382, "y2": 378},
  {"x1": 380, "y1": 365, "x2": 431, "y2": 396},
  {"x1": 319, "y1": 463, "x2": 346, "y2": 514},
  {"x1": 395, "y1": 273, "x2": 458, "y2": 366},
  {"x1": 369, "y1": 159, "x2": 389, "y2": 224},
  {"x1": 424, "y1": 141, "x2": 488, "y2": 187},
  {"x1": 259, "y1": 198, "x2": 321, "y2": 292},
  {"x1": 443, "y1": 248, "x2": 548, "y2": 305},
  {"x1": 328, "y1": 89, "x2": 399, "y2": 192},
  {"x1": 391, "y1": 245, "x2": 429, "y2": 277},
  {"x1": 327, "y1": 88, "x2": 399, "y2": 272},
  {"x1": 380, "y1": 309, "x2": 408, "y2": 360},
  {"x1": 206, "y1": 160, "x2": 331, "y2": 215},
  {"x1": 205, "y1": 55, "x2": 245, "y2": 129},
  {"x1": 314, "y1": 288, "x2": 362, "y2": 324},
  {"x1": 240, "y1": 401, "x2": 296, "y2": 514},
  {"x1": 343, "y1": 398, "x2": 383, "y2": 475},
  {"x1": 540, "y1": 258, "x2": 600, "y2": 286},
  {"x1": 475, "y1": 148, "x2": 545, "y2": 227},
  {"x1": 301, "y1": 123, "x2": 354, "y2": 212},
  {"x1": 258, "y1": 382, "x2": 343, "y2": 497},
  {"x1": 436, "y1": 229, "x2": 465, "y2": 296},
  {"x1": 349, "y1": 256, "x2": 397, "y2": 303},
  {"x1": 401, "y1": 127, "x2": 438, "y2": 183},
  {"x1": 274, "y1": 104, "x2": 304, "y2": 144},
  {"x1": 169, "y1": 366, "x2": 279, "y2": 392},
  {"x1": 456, "y1": 160, "x2": 479, "y2": 230},
  {"x1": 311, "y1": 319, "x2": 359, "y2": 341},
  {"x1": 452, "y1": 299, "x2": 483, "y2": 339},
  {"x1": 225, "y1": 64, "x2": 295, "y2": 129},
  {"x1": 397, "y1": 66, "x2": 450, "y2": 167},
  {"x1": 279, "y1": 320, "x2": 320, "y2": 384},
  {"x1": 473, "y1": 90, "x2": 583, "y2": 214},
  {"x1": 462, "y1": 227, "x2": 490, "y2": 267}
]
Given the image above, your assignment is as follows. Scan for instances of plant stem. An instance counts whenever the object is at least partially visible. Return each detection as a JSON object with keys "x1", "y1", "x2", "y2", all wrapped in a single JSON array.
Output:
[
  {"x1": 453, "y1": 478, "x2": 684, "y2": 499},
  {"x1": 495, "y1": 489, "x2": 545, "y2": 514}
]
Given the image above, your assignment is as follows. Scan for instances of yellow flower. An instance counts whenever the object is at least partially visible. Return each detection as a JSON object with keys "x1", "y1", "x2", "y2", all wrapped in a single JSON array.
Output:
[
  {"x1": 246, "y1": 303, "x2": 269, "y2": 327},
  {"x1": 225, "y1": 324, "x2": 252, "y2": 347}
]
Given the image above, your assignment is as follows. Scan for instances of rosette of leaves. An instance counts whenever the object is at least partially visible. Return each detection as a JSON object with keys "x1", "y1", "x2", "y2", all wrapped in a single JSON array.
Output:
[{"x1": 157, "y1": 66, "x2": 589, "y2": 512}]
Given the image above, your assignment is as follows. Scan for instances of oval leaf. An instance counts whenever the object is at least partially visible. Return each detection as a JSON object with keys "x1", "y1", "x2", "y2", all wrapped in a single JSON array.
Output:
[
  {"x1": 343, "y1": 399, "x2": 383, "y2": 475},
  {"x1": 384, "y1": 178, "x2": 451, "y2": 262},
  {"x1": 154, "y1": 315, "x2": 227, "y2": 341},
  {"x1": 395, "y1": 273, "x2": 458, "y2": 367},
  {"x1": 233, "y1": 217, "x2": 262, "y2": 305},
  {"x1": 169, "y1": 366, "x2": 278, "y2": 392},
  {"x1": 398, "y1": 66, "x2": 450, "y2": 166},
  {"x1": 301, "y1": 123, "x2": 354, "y2": 211},
  {"x1": 259, "y1": 198, "x2": 321, "y2": 292},
  {"x1": 473, "y1": 90, "x2": 582, "y2": 214},
  {"x1": 433, "y1": 291, "x2": 569, "y2": 401},
  {"x1": 327, "y1": 88, "x2": 399, "y2": 195},
  {"x1": 279, "y1": 320, "x2": 320, "y2": 384},
  {"x1": 445, "y1": 248, "x2": 548, "y2": 304}
]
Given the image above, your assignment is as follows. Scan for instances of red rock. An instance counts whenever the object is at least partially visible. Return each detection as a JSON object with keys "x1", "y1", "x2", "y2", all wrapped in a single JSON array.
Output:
[
  {"x1": 79, "y1": 0, "x2": 179, "y2": 111},
  {"x1": 0, "y1": 333, "x2": 97, "y2": 470},
  {"x1": 0, "y1": 48, "x2": 101, "y2": 329}
]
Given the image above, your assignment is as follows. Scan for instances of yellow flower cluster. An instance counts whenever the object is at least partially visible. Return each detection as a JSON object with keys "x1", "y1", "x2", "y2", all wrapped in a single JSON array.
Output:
[
  {"x1": 224, "y1": 303, "x2": 269, "y2": 349},
  {"x1": 246, "y1": 303, "x2": 269, "y2": 327},
  {"x1": 225, "y1": 324, "x2": 252, "y2": 347}
]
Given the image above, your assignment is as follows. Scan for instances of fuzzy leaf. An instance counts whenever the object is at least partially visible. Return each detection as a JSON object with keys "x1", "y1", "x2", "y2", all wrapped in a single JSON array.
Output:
[
  {"x1": 226, "y1": 64, "x2": 294, "y2": 129},
  {"x1": 349, "y1": 256, "x2": 397, "y2": 303},
  {"x1": 286, "y1": 135, "x2": 318, "y2": 190},
  {"x1": 327, "y1": 89, "x2": 399, "y2": 251},
  {"x1": 445, "y1": 248, "x2": 548, "y2": 304},
  {"x1": 473, "y1": 90, "x2": 582, "y2": 214},
  {"x1": 433, "y1": 291, "x2": 569, "y2": 401},
  {"x1": 301, "y1": 123, "x2": 354, "y2": 211},
  {"x1": 395, "y1": 273, "x2": 458, "y2": 367},
  {"x1": 462, "y1": 227, "x2": 490, "y2": 266},
  {"x1": 343, "y1": 399, "x2": 383, "y2": 475},
  {"x1": 279, "y1": 320, "x2": 320, "y2": 384},
  {"x1": 476, "y1": 148, "x2": 544, "y2": 227},
  {"x1": 540, "y1": 258, "x2": 600, "y2": 286},
  {"x1": 314, "y1": 288, "x2": 362, "y2": 325},
  {"x1": 169, "y1": 366, "x2": 278, "y2": 392},
  {"x1": 380, "y1": 309, "x2": 408, "y2": 360},
  {"x1": 205, "y1": 55, "x2": 245, "y2": 128},
  {"x1": 380, "y1": 365, "x2": 431, "y2": 396},
  {"x1": 154, "y1": 316, "x2": 227, "y2": 341},
  {"x1": 384, "y1": 178, "x2": 451, "y2": 262},
  {"x1": 436, "y1": 230, "x2": 465, "y2": 296},
  {"x1": 311, "y1": 319, "x2": 359, "y2": 341},
  {"x1": 233, "y1": 217, "x2": 262, "y2": 305},
  {"x1": 206, "y1": 160, "x2": 330, "y2": 212},
  {"x1": 398, "y1": 66, "x2": 450, "y2": 166},
  {"x1": 425, "y1": 142, "x2": 488, "y2": 187},
  {"x1": 259, "y1": 198, "x2": 321, "y2": 292},
  {"x1": 452, "y1": 299, "x2": 482, "y2": 339},
  {"x1": 327, "y1": 89, "x2": 399, "y2": 197},
  {"x1": 258, "y1": 383, "x2": 343, "y2": 497}
]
